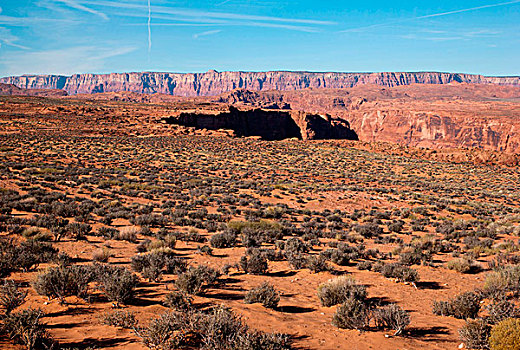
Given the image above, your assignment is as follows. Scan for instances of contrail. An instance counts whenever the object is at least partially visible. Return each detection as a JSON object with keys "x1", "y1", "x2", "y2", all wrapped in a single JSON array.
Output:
[
  {"x1": 340, "y1": 0, "x2": 520, "y2": 33},
  {"x1": 147, "y1": 0, "x2": 152, "y2": 53}
]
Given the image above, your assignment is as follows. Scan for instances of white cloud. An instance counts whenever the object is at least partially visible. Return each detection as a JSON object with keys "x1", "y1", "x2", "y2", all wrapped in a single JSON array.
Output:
[
  {"x1": 0, "y1": 45, "x2": 136, "y2": 76},
  {"x1": 78, "y1": 0, "x2": 336, "y2": 26},
  {"x1": 54, "y1": 0, "x2": 109, "y2": 20},
  {"x1": 0, "y1": 27, "x2": 30, "y2": 49}
]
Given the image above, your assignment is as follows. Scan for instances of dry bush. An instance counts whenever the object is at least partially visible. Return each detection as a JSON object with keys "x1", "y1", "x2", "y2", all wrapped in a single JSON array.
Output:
[
  {"x1": 0, "y1": 280, "x2": 27, "y2": 315},
  {"x1": 332, "y1": 298, "x2": 370, "y2": 330},
  {"x1": 318, "y1": 276, "x2": 367, "y2": 307},
  {"x1": 101, "y1": 310, "x2": 137, "y2": 329},
  {"x1": 433, "y1": 291, "x2": 482, "y2": 319},
  {"x1": 244, "y1": 282, "x2": 280, "y2": 309},
  {"x1": 459, "y1": 319, "x2": 491, "y2": 350},
  {"x1": 373, "y1": 304, "x2": 410, "y2": 335}
]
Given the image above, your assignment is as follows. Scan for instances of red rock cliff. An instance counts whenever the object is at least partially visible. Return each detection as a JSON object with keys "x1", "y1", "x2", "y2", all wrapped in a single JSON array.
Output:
[{"x1": 1, "y1": 71, "x2": 519, "y2": 96}]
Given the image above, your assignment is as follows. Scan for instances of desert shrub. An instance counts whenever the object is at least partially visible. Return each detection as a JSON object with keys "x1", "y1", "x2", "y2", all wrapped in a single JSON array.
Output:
[
  {"x1": 459, "y1": 319, "x2": 491, "y2": 350},
  {"x1": 373, "y1": 304, "x2": 410, "y2": 335},
  {"x1": 210, "y1": 232, "x2": 236, "y2": 248},
  {"x1": 198, "y1": 305, "x2": 249, "y2": 350},
  {"x1": 332, "y1": 298, "x2": 370, "y2": 330},
  {"x1": 102, "y1": 310, "x2": 137, "y2": 328},
  {"x1": 21, "y1": 227, "x2": 52, "y2": 241},
  {"x1": 317, "y1": 276, "x2": 367, "y2": 307},
  {"x1": 96, "y1": 226, "x2": 119, "y2": 240},
  {"x1": 380, "y1": 263, "x2": 419, "y2": 283},
  {"x1": 197, "y1": 245, "x2": 213, "y2": 256},
  {"x1": 398, "y1": 248, "x2": 426, "y2": 266},
  {"x1": 135, "y1": 310, "x2": 193, "y2": 349},
  {"x1": 484, "y1": 266, "x2": 520, "y2": 297},
  {"x1": 10, "y1": 239, "x2": 58, "y2": 272},
  {"x1": 447, "y1": 258, "x2": 481, "y2": 274},
  {"x1": 164, "y1": 256, "x2": 188, "y2": 275},
  {"x1": 116, "y1": 226, "x2": 139, "y2": 243},
  {"x1": 32, "y1": 265, "x2": 93, "y2": 303},
  {"x1": 1, "y1": 308, "x2": 54, "y2": 350},
  {"x1": 132, "y1": 250, "x2": 185, "y2": 281},
  {"x1": 97, "y1": 265, "x2": 138, "y2": 304},
  {"x1": 354, "y1": 223, "x2": 383, "y2": 238},
  {"x1": 487, "y1": 300, "x2": 520, "y2": 324},
  {"x1": 388, "y1": 220, "x2": 405, "y2": 233},
  {"x1": 175, "y1": 265, "x2": 220, "y2": 295},
  {"x1": 244, "y1": 282, "x2": 280, "y2": 309},
  {"x1": 357, "y1": 261, "x2": 373, "y2": 271},
  {"x1": 287, "y1": 253, "x2": 307, "y2": 270},
  {"x1": 92, "y1": 247, "x2": 112, "y2": 263},
  {"x1": 236, "y1": 330, "x2": 292, "y2": 350},
  {"x1": 433, "y1": 292, "x2": 482, "y2": 319},
  {"x1": 66, "y1": 222, "x2": 91, "y2": 240},
  {"x1": 0, "y1": 280, "x2": 27, "y2": 315},
  {"x1": 489, "y1": 318, "x2": 520, "y2": 350},
  {"x1": 164, "y1": 291, "x2": 193, "y2": 311},
  {"x1": 284, "y1": 238, "x2": 309, "y2": 256},
  {"x1": 306, "y1": 255, "x2": 329, "y2": 273},
  {"x1": 240, "y1": 250, "x2": 268, "y2": 275}
]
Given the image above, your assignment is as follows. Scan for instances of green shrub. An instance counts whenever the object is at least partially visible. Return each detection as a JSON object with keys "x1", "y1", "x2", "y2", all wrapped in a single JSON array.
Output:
[
  {"x1": 489, "y1": 318, "x2": 520, "y2": 350},
  {"x1": 317, "y1": 276, "x2": 367, "y2": 307},
  {"x1": 245, "y1": 282, "x2": 280, "y2": 309}
]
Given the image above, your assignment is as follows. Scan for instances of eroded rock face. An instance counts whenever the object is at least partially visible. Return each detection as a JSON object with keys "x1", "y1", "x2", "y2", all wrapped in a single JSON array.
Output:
[
  {"x1": 213, "y1": 84, "x2": 520, "y2": 152},
  {"x1": 1, "y1": 71, "x2": 519, "y2": 96},
  {"x1": 163, "y1": 107, "x2": 358, "y2": 141}
]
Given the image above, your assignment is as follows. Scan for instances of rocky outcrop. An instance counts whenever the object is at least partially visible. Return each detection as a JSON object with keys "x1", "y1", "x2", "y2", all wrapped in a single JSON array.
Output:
[
  {"x1": 0, "y1": 83, "x2": 67, "y2": 97},
  {"x1": 213, "y1": 84, "x2": 520, "y2": 152},
  {"x1": 1, "y1": 71, "x2": 519, "y2": 96},
  {"x1": 163, "y1": 106, "x2": 358, "y2": 141}
]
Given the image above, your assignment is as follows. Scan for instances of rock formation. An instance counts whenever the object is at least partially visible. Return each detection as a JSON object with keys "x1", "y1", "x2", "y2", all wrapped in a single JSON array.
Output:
[
  {"x1": 1, "y1": 71, "x2": 519, "y2": 96},
  {"x1": 0, "y1": 83, "x2": 67, "y2": 97},
  {"x1": 213, "y1": 84, "x2": 520, "y2": 152},
  {"x1": 163, "y1": 106, "x2": 358, "y2": 141}
]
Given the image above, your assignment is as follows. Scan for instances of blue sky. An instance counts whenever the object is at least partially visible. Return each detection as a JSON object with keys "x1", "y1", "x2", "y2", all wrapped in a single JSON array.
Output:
[{"x1": 0, "y1": 0, "x2": 519, "y2": 77}]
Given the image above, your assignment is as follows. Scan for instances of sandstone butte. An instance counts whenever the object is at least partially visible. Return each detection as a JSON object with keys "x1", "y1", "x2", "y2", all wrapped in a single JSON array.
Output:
[{"x1": 1, "y1": 70, "x2": 520, "y2": 96}]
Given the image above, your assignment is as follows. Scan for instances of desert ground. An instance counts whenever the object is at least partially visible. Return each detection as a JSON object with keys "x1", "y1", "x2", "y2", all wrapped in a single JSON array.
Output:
[{"x1": 0, "y1": 90, "x2": 520, "y2": 350}]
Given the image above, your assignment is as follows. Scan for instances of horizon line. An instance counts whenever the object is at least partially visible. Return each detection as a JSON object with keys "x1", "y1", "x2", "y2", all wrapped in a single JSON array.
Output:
[{"x1": 2, "y1": 69, "x2": 520, "y2": 79}]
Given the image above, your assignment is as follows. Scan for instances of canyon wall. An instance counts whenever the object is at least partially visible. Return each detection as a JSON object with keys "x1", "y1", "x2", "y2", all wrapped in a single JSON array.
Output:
[
  {"x1": 214, "y1": 85, "x2": 520, "y2": 152},
  {"x1": 1, "y1": 71, "x2": 519, "y2": 97},
  {"x1": 164, "y1": 107, "x2": 358, "y2": 141}
]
